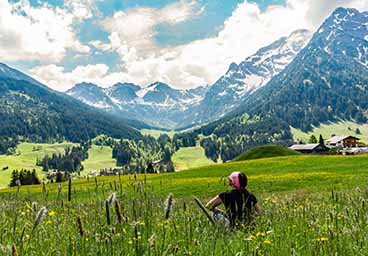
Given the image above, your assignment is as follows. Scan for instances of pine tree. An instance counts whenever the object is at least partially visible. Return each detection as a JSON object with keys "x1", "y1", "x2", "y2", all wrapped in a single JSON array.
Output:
[
  {"x1": 319, "y1": 134, "x2": 324, "y2": 145},
  {"x1": 309, "y1": 135, "x2": 317, "y2": 143}
]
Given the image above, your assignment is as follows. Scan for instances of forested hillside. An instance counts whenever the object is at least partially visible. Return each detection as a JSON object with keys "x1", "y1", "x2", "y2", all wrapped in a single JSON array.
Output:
[{"x1": 0, "y1": 78, "x2": 143, "y2": 154}]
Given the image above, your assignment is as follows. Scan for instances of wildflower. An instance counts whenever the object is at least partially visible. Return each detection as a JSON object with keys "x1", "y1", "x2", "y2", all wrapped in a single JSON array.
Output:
[
  {"x1": 21, "y1": 212, "x2": 26, "y2": 216},
  {"x1": 48, "y1": 211, "x2": 56, "y2": 217},
  {"x1": 264, "y1": 240, "x2": 272, "y2": 245},
  {"x1": 256, "y1": 232, "x2": 266, "y2": 237},
  {"x1": 46, "y1": 220, "x2": 52, "y2": 225},
  {"x1": 317, "y1": 237, "x2": 329, "y2": 242},
  {"x1": 245, "y1": 235, "x2": 256, "y2": 241}
]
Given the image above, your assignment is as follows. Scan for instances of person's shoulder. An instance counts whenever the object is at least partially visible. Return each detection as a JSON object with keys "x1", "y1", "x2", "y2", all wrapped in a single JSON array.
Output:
[
  {"x1": 247, "y1": 191, "x2": 258, "y2": 202},
  {"x1": 219, "y1": 190, "x2": 231, "y2": 196}
]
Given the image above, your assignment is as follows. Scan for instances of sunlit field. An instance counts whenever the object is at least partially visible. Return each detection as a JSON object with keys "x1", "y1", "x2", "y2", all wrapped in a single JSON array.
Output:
[
  {"x1": 0, "y1": 142, "x2": 75, "y2": 188},
  {"x1": 1, "y1": 155, "x2": 368, "y2": 255},
  {"x1": 81, "y1": 145, "x2": 117, "y2": 176},
  {"x1": 172, "y1": 146, "x2": 215, "y2": 171}
]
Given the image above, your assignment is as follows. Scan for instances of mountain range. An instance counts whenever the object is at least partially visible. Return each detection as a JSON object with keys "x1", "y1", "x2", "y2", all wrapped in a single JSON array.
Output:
[
  {"x1": 66, "y1": 29, "x2": 312, "y2": 129},
  {"x1": 193, "y1": 7, "x2": 368, "y2": 161},
  {"x1": 67, "y1": 81, "x2": 207, "y2": 128},
  {"x1": 0, "y1": 7, "x2": 367, "y2": 161}
]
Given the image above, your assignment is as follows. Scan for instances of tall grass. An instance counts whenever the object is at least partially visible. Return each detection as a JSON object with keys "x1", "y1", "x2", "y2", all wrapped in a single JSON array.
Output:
[{"x1": 0, "y1": 177, "x2": 368, "y2": 255}]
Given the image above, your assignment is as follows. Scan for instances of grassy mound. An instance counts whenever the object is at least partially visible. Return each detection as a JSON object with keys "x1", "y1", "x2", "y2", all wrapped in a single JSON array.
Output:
[{"x1": 234, "y1": 145, "x2": 301, "y2": 162}]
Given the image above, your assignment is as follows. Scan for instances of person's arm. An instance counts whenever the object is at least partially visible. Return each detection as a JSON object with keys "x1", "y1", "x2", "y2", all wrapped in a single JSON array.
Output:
[
  {"x1": 254, "y1": 202, "x2": 262, "y2": 215},
  {"x1": 206, "y1": 195, "x2": 222, "y2": 211}
]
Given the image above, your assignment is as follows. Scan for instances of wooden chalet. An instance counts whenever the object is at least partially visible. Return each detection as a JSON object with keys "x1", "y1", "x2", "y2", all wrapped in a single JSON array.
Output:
[{"x1": 326, "y1": 135, "x2": 360, "y2": 148}]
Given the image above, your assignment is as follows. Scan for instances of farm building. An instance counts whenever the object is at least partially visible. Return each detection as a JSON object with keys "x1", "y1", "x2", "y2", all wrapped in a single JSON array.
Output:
[
  {"x1": 289, "y1": 143, "x2": 329, "y2": 154},
  {"x1": 326, "y1": 136, "x2": 360, "y2": 148}
]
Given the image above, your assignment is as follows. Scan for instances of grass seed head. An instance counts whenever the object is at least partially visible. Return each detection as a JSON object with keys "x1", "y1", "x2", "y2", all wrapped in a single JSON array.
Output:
[
  {"x1": 11, "y1": 245, "x2": 18, "y2": 256},
  {"x1": 164, "y1": 193, "x2": 174, "y2": 219},
  {"x1": 77, "y1": 216, "x2": 84, "y2": 237},
  {"x1": 114, "y1": 200, "x2": 123, "y2": 224},
  {"x1": 32, "y1": 207, "x2": 47, "y2": 232},
  {"x1": 108, "y1": 192, "x2": 116, "y2": 206}
]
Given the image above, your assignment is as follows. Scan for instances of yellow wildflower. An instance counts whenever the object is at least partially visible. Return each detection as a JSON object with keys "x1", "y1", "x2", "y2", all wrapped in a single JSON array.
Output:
[
  {"x1": 21, "y1": 211, "x2": 26, "y2": 216},
  {"x1": 48, "y1": 211, "x2": 56, "y2": 217},
  {"x1": 256, "y1": 232, "x2": 266, "y2": 237},
  {"x1": 245, "y1": 235, "x2": 256, "y2": 241},
  {"x1": 317, "y1": 237, "x2": 329, "y2": 242},
  {"x1": 264, "y1": 240, "x2": 272, "y2": 245}
]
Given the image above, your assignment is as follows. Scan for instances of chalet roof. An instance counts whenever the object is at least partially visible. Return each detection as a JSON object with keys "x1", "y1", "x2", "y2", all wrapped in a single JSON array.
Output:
[
  {"x1": 326, "y1": 135, "x2": 360, "y2": 144},
  {"x1": 289, "y1": 143, "x2": 322, "y2": 151}
]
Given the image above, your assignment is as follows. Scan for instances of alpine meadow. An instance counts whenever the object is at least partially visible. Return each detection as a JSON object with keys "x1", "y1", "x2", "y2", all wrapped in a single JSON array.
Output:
[{"x1": 0, "y1": 1, "x2": 368, "y2": 255}]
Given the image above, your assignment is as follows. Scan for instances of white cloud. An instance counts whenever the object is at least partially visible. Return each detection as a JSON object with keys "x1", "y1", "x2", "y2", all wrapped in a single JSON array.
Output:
[
  {"x1": 29, "y1": 0, "x2": 368, "y2": 91},
  {"x1": 93, "y1": 0, "x2": 368, "y2": 89},
  {"x1": 65, "y1": 0, "x2": 100, "y2": 22},
  {"x1": 29, "y1": 64, "x2": 128, "y2": 92},
  {"x1": 101, "y1": 1, "x2": 201, "y2": 63},
  {"x1": 0, "y1": 0, "x2": 91, "y2": 62},
  {"x1": 89, "y1": 40, "x2": 112, "y2": 51}
]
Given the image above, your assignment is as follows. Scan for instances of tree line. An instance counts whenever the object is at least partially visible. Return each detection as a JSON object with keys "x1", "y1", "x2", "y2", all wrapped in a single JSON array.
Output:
[{"x1": 36, "y1": 143, "x2": 89, "y2": 173}]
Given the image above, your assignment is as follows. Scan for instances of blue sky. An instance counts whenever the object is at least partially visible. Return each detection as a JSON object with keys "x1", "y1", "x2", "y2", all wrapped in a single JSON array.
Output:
[{"x1": 1, "y1": 0, "x2": 367, "y2": 91}]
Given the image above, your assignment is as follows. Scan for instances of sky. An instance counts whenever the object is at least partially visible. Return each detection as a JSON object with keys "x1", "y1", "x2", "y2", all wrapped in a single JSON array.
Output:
[{"x1": 0, "y1": 0, "x2": 367, "y2": 91}]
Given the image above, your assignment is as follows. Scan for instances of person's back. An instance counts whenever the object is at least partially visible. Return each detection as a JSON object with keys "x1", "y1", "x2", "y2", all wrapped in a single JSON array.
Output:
[
  {"x1": 219, "y1": 188, "x2": 257, "y2": 225},
  {"x1": 206, "y1": 172, "x2": 261, "y2": 227}
]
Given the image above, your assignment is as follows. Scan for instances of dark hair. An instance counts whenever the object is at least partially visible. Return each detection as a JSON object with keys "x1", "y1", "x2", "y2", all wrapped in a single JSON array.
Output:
[{"x1": 238, "y1": 173, "x2": 248, "y2": 188}]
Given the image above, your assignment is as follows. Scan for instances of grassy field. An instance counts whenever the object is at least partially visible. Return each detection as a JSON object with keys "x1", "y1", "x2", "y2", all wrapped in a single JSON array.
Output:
[
  {"x1": 0, "y1": 142, "x2": 75, "y2": 188},
  {"x1": 172, "y1": 146, "x2": 215, "y2": 171},
  {"x1": 141, "y1": 129, "x2": 176, "y2": 139},
  {"x1": 81, "y1": 145, "x2": 117, "y2": 176},
  {"x1": 0, "y1": 143, "x2": 118, "y2": 187},
  {"x1": 1, "y1": 155, "x2": 368, "y2": 255},
  {"x1": 291, "y1": 121, "x2": 368, "y2": 143},
  {"x1": 234, "y1": 145, "x2": 301, "y2": 161}
]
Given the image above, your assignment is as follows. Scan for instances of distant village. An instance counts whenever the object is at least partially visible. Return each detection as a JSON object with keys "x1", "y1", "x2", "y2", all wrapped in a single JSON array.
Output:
[
  {"x1": 79, "y1": 134, "x2": 368, "y2": 178},
  {"x1": 289, "y1": 135, "x2": 368, "y2": 155}
]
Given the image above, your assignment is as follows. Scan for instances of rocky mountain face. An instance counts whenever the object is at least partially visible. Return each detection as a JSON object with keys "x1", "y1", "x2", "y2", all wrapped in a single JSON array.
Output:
[
  {"x1": 67, "y1": 81, "x2": 208, "y2": 129},
  {"x1": 179, "y1": 29, "x2": 313, "y2": 128}
]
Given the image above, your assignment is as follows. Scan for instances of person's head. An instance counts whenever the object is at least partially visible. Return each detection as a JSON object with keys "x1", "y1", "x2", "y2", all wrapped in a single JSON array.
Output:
[{"x1": 228, "y1": 172, "x2": 248, "y2": 189}]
